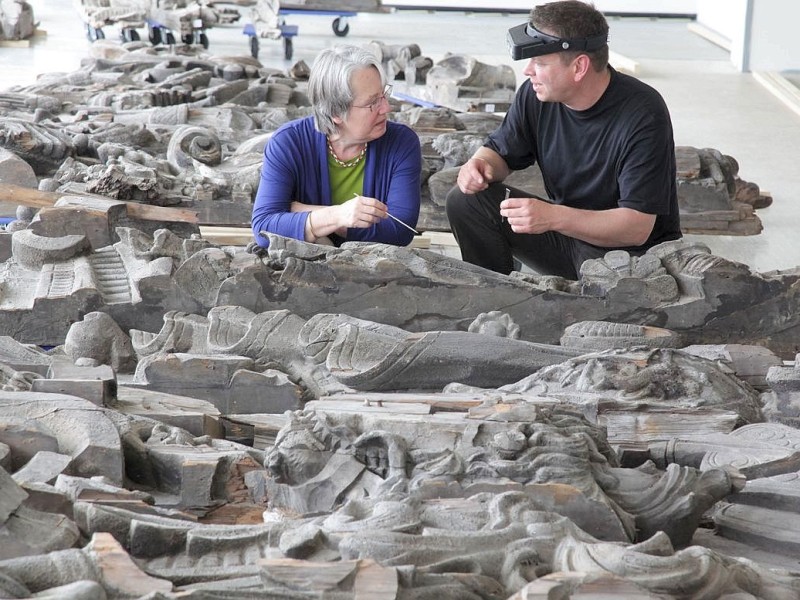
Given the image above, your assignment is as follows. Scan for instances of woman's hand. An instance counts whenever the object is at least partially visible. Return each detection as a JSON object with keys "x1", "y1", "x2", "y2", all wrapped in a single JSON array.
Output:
[
  {"x1": 336, "y1": 194, "x2": 389, "y2": 229},
  {"x1": 297, "y1": 196, "x2": 390, "y2": 242}
]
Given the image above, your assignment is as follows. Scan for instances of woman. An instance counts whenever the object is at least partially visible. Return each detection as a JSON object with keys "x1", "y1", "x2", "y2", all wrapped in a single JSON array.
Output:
[{"x1": 251, "y1": 44, "x2": 422, "y2": 248}]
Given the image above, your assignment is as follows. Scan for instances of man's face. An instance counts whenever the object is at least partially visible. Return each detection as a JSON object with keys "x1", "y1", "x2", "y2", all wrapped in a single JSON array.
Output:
[{"x1": 522, "y1": 53, "x2": 576, "y2": 103}]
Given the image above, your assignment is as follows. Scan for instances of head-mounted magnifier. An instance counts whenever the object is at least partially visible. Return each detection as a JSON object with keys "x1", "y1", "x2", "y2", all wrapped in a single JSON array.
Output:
[{"x1": 506, "y1": 22, "x2": 607, "y2": 60}]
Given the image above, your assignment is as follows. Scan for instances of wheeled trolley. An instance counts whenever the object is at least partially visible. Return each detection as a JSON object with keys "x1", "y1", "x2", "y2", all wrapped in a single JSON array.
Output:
[
  {"x1": 243, "y1": 21, "x2": 298, "y2": 60},
  {"x1": 244, "y1": 8, "x2": 356, "y2": 61},
  {"x1": 146, "y1": 17, "x2": 209, "y2": 49},
  {"x1": 280, "y1": 8, "x2": 357, "y2": 37},
  {"x1": 75, "y1": 0, "x2": 239, "y2": 49},
  {"x1": 245, "y1": 0, "x2": 387, "y2": 60},
  {"x1": 73, "y1": 0, "x2": 148, "y2": 43}
]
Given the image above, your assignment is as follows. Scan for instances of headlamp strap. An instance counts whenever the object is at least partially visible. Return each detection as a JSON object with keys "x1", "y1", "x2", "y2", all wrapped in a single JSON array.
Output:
[{"x1": 526, "y1": 24, "x2": 607, "y2": 52}]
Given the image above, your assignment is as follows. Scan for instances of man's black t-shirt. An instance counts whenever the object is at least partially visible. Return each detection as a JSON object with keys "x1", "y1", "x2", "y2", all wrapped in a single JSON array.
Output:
[{"x1": 485, "y1": 66, "x2": 681, "y2": 252}]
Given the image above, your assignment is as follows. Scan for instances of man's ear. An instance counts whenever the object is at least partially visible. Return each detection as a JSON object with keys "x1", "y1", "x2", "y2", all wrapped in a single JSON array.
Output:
[{"x1": 573, "y1": 54, "x2": 592, "y2": 81}]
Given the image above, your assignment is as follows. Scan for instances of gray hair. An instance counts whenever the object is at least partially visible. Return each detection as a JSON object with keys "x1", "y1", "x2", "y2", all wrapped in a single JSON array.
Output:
[{"x1": 308, "y1": 45, "x2": 386, "y2": 136}]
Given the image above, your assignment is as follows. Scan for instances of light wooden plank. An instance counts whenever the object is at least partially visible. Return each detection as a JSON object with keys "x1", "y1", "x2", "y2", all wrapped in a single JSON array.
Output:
[
  {"x1": 421, "y1": 231, "x2": 459, "y2": 246},
  {"x1": 200, "y1": 227, "x2": 432, "y2": 248},
  {"x1": 609, "y1": 50, "x2": 639, "y2": 76},
  {"x1": 0, "y1": 39, "x2": 31, "y2": 48},
  {"x1": 199, "y1": 226, "x2": 253, "y2": 245},
  {"x1": 687, "y1": 21, "x2": 732, "y2": 51},
  {"x1": 305, "y1": 400, "x2": 432, "y2": 414},
  {"x1": 753, "y1": 71, "x2": 800, "y2": 120},
  {"x1": 225, "y1": 413, "x2": 290, "y2": 427},
  {"x1": 0, "y1": 183, "x2": 198, "y2": 223},
  {"x1": 317, "y1": 392, "x2": 486, "y2": 410},
  {"x1": 601, "y1": 408, "x2": 740, "y2": 444}
]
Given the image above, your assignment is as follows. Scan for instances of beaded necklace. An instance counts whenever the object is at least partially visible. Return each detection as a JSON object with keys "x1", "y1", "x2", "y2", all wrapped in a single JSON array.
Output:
[{"x1": 327, "y1": 138, "x2": 367, "y2": 168}]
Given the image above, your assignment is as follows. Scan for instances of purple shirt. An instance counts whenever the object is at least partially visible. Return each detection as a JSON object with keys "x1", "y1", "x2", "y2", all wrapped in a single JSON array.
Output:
[{"x1": 252, "y1": 116, "x2": 422, "y2": 247}]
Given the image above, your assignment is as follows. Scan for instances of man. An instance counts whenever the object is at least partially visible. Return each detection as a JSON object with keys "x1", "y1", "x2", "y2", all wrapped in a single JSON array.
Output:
[{"x1": 446, "y1": 0, "x2": 681, "y2": 279}]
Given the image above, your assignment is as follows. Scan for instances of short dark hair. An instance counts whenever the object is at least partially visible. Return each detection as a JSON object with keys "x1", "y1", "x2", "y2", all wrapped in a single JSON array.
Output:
[{"x1": 530, "y1": 0, "x2": 609, "y2": 71}]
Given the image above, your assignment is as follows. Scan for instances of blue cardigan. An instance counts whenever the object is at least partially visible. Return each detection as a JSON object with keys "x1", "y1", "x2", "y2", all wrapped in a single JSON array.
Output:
[{"x1": 252, "y1": 116, "x2": 422, "y2": 247}]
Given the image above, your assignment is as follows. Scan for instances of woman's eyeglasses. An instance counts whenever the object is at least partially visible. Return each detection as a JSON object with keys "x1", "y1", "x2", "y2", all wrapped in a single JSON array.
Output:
[{"x1": 352, "y1": 84, "x2": 393, "y2": 112}]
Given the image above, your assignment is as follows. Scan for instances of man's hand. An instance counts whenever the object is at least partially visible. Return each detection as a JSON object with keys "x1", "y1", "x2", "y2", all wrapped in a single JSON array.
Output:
[
  {"x1": 457, "y1": 149, "x2": 510, "y2": 195},
  {"x1": 500, "y1": 197, "x2": 554, "y2": 234},
  {"x1": 501, "y1": 196, "x2": 657, "y2": 247},
  {"x1": 457, "y1": 157, "x2": 494, "y2": 194}
]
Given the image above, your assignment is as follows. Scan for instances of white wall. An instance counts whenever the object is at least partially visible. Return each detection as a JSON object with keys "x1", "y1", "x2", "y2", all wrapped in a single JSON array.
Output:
[
  {"x1": 696, "y1": 0, "x2": 746, "y2": 44},
  {"x1": 696, "y1": 0, "x2": 800, "y2": 72},
  {"x1": 747, "y1": 1, "x2": 800, "y2": 71},
  {"x1": 386, "y1": 1, "x2": 697, "y2": 14}
]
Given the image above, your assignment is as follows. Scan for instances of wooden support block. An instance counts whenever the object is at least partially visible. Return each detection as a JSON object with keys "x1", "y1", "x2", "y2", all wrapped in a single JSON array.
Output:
[
  {"x1": 421, "y1": 231, "x2": 459, "y2": 246},
  {"x1": 316, "y1": 392, "x2": 487, "y2": 411},
  {"x1": 225, "y1": 413, "x2": 290, "y2": 449},
  {"x1": 0, "y1": 39, "x2": 31, "y2": 48},
  {"x1": 609, "y1": 50, "x2": 639, "y2": 75},
  {"x1": 752, "y1": 71, "x2": 800, "y2": 120},
  {"x1": 687, "y1": 21, "x2": 731, "y2": 51},
  {"x1": 305, "y1": 399, "x2": 432, "y2": 415},
  {"x1": 200, "y1": 227, "x2": 436, "y2": 249},
  {"x1": 409, "y1": 236, "x2": 431, "y2": 249},
  {"x1": 199, "y1": 226, "x2": 253, "y2": 245}
]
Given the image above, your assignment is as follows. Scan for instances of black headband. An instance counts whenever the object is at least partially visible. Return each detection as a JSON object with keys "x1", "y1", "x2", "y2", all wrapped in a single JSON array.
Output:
[{"x1": 507, "y1": 22, "x2": 608, "y2": 60}]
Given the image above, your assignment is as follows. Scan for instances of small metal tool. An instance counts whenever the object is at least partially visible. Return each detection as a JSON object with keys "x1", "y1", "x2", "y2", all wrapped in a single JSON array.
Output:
[{"x1": 502, "y1": 187, "x2": 510, "y2": 222}]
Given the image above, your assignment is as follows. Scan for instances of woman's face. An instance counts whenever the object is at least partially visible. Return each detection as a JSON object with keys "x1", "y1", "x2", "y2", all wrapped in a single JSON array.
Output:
[{"x1": 335, "y1": 66, "x2": 391, "y2": 143}]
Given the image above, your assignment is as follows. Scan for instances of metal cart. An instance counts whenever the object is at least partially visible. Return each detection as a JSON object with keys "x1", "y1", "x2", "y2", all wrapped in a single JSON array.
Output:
[
  {"x1": 146, "y1": 16, "x2": 210, "y2": 48},
  {"x1": 244, "y1": 7, "x2": 356, "y2": 61},
  {"x1": 244, "y1": 0, "x2": 387, "y2": 60},
  {"x1": 75, "y1": 0, "x2": 238, "y2": 49},
  {"x1": 243, "y1": 20, "x2": 299, "y2": 60},
  {"x1": 75, "y1": 0, "x2": 148, "y2": 44}
]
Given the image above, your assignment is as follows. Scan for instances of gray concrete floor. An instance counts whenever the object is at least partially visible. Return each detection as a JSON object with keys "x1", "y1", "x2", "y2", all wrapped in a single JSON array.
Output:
[{"x1": 5, "y1": 2, "x2": 800, "y2": 274}]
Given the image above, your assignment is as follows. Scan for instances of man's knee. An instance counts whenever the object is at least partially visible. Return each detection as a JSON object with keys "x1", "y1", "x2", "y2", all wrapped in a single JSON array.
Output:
[
  {"x1": 446, "y1": 186, "x2": 474, "y2": 231},
  {"x1": 445, "y1": 185, "x2": 467, "y2": 216}
]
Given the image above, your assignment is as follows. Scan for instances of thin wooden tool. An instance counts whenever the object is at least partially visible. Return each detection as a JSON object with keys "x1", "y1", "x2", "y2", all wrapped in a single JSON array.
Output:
[{"x1": 353, "y1": 193, "x2": 420, "y2": 235}]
